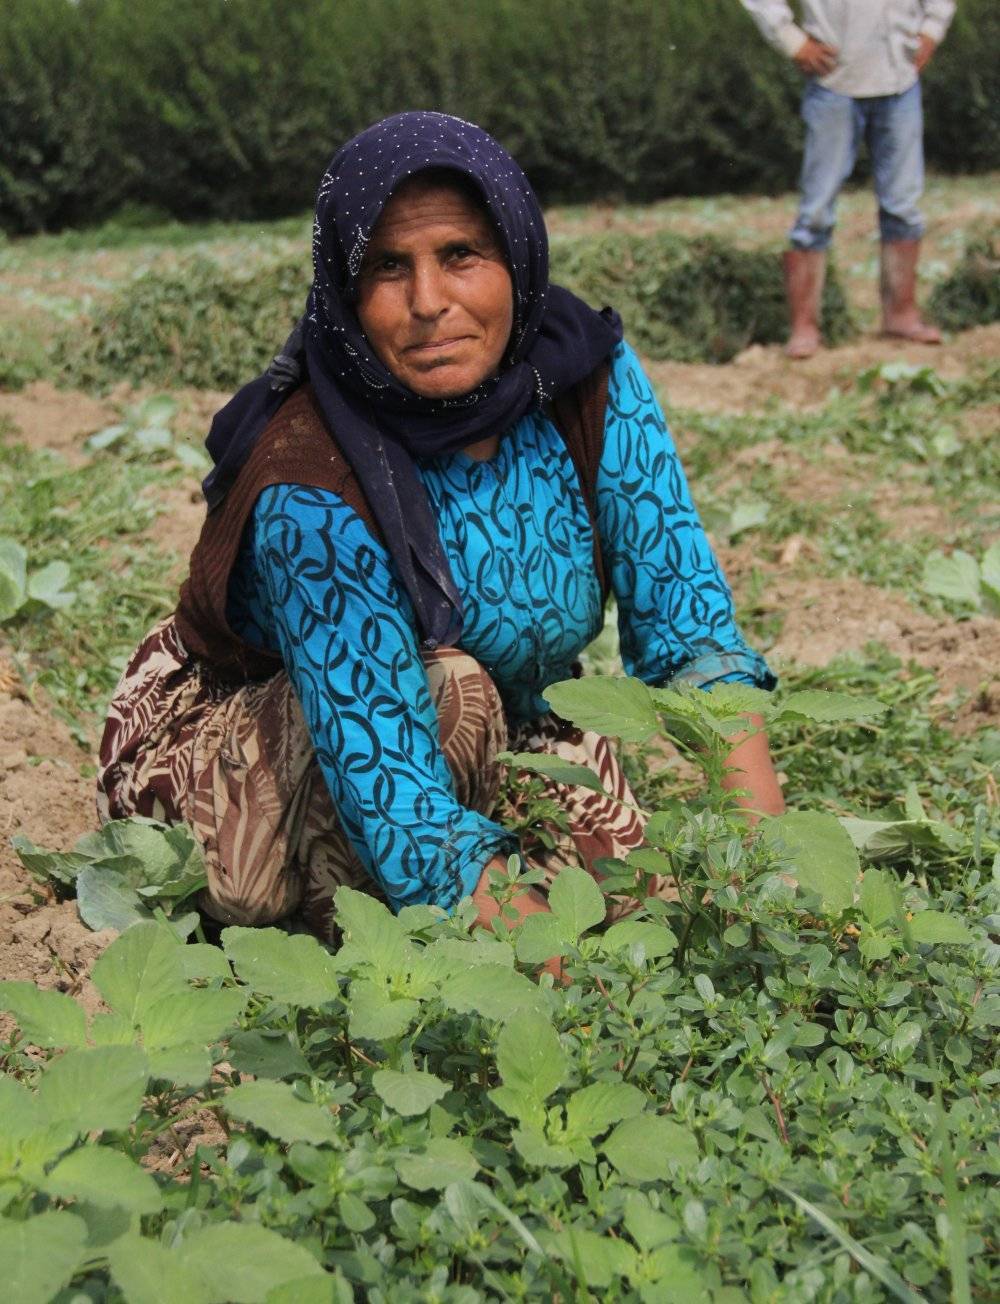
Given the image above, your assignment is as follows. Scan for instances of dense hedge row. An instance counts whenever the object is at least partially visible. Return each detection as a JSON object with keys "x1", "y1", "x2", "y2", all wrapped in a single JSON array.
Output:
[{"x1": 2, "y1": 0, "x2": 998, "y2": 234}]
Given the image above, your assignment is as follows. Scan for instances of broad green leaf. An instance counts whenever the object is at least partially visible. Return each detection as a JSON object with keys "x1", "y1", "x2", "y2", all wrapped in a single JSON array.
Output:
[
  {"x1": 600, "y1": 919, "x2": 677, "y2": 960},
  {"x1": 564, "y1": 1080, "x2": 646, "y2": 1139},
  {"x1": 841, "y1": 816, "x2": 965, "y2": 864},
  {"x1": 227, "y1": 1029, "x2": 311, "y2": 1080},
  {"x1": 859, "y1": 930, "x2": 895, "y2": 962},
  {"x1": 372, "y1": 1068, "x2": 449, "y2": 1116},
  {"x1": 908, "y1": 911, "x2": 975, "y2": 945},
  {"x1": 133, "y1": 424, "x2": 173, "y2": 450},
  {"x1": 439, "y1": 962, "x2": 545, "y2": 1021},
  {"x1": 76, "y1": 865, "x2": 156, "y2": 932},
  {"x1": 108, "y1": 1234, "x2": 209, "y2": 1304},
  {"x1": 146, "y1": 1043, "x2": 213, "y2": 1087},
  {"x1": 487, "y1": 1085, "x2": 546, "y2": 1129},
  {"x1": 623, "y1": 1191, "x2": 681, "y2": 1251},
  {"x1": 89, "y1": 1010, "x2": 134, "y2": 1045},
  {"x1": 540, "y1": 1225, "x2": 636, "y2": 1289},
  {"x1": 38, "y1": 1045, "x2": 148, "y2": 1133},
  {"x1": 91, "y1": 921, "x2": 187, "y2": 1023},
  {"x1": 921, "y1": 549, "x2": 981, "y2": 607},
  {"x1": 396, "y1": 1136, "x2": 478, "y2": 1191},
  {"x1": 549, "y1": 865, "x2": 606, "y2": 939},
  {"x1": 981, "y1": 541, "x2": 1000, "y2": 613},
  {"x1": 0, "y1": 980, "x2": 87, "y2": 1048},
  {"x1": 136, "y1": 393, "x2": 179, "y2": 425},
  {"x1": 9, "y1": 834, "x2": 89, "y2": 887},
  {"x1": 179, "y1": 943, "x2": 233, "y2": 982},
  {"x1": 643, "y1": 1244, "x2": 713, "y2": 1300},
  {"x1": 603, "y1": 1115, "x2": 699, "y2": 1183},
  {"x1": 222, "y1": 926, "x2": 339, "y2": 1006},
  {"x1": 726, "y1": 499, "x2": 769, "y2": 538},
  {"x1": 266, "y1": 1277, "x2": 340, "y2": 1304},
  {"x1": 497, "y1": 749, "x2": 608, "y2": 794},
  {"x1": 859, "y1": 868, "x2": 896, "y2": 928},
  {"x1": 0, "y1": 1074, "x2": 44, "y2": 1142},
  {"x1": 179, "y1": 1222, "x2": 325, "y2": 1302},
  {"x1": 224, "y1": 1080, "x2": 338, "y2": 1145},
  {"x1": 762, "y1": 811, "x2": 860, "y2": 915},
  {"x1": 515, "y1": 912, "x2": 571, "y2": 964},
  {"x1": 348, "y1": 979, "x2": 419, "y2": 1040},
  {"x1": 0, "y1": 1211, "x2": 88, "y2": 1304},
  {"x1": 774, "y1": 690, "x2": 886, "y2": 725},
  {"x1": 338, "y1": 1191, "x2": 375, "y2": 1231},
  {"x1": 26, "y1": 559, "x2": 74, "y2": 609},
  {"x1": 73, "y1": 1200, "x2": 133, "y2": 1249},
  {"x1": 0, "y1": 537, "x2": 28, "y2": 621},
  {"x1": 333, "y1": 886, "x2": 412, "y2": 975},
  {"x1": 43, "y1": 1146, "x2": 162, "y2": 1214},
  {"x1": 139, "y1": 987, "x2": 248, "y2": 1049},
  {"x1": 511, "y1": 1124, "x2": 578, "y2": 1169},
  {"x1": 85, "y1": 423, "x2": 128, "y2": 451},
  {"x1": 544, "y1": 675, "x2": 661, "y2": 743},
  {"x1": 702, "y1": 681, "x2": 773, "y2": 719},
  {"x1": 496, "y1": 1009, "x2": 567, "y2": 1100}
]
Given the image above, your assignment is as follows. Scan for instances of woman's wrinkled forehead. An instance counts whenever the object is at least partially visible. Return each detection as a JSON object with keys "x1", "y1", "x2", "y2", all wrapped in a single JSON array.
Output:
[{"x1": 312, "y1": 111, "x2": 548, "y2": 331}]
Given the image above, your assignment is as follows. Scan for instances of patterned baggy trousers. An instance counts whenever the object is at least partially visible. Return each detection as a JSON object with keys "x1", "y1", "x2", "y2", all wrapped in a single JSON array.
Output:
[{"x1": 97, "y1": 616, "x2": 660, "y2": 940}]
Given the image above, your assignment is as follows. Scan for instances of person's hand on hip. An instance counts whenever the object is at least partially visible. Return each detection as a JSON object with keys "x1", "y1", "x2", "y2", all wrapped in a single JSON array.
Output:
[
  {"x1": 913, "y1": 34, "x2": 937, "y2": 74},
  {"x1": 793, "y1": 36, "x2": 838, "y2": 77}
]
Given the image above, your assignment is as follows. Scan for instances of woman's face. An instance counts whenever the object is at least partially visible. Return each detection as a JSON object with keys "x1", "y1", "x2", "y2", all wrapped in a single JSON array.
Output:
[{"x1": 355, "y1": 178, "x2": 514, "y2": 400}]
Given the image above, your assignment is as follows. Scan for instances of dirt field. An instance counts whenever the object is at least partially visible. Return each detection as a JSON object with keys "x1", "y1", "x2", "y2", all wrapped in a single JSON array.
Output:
[{"x1": 1, "y1": 182, "x2": 997, "y2": 996}]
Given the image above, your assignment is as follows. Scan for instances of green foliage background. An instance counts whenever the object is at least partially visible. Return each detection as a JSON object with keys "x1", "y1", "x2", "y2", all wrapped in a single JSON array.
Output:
[
  {"x1": 2, "y1": 0, "x2": 998, "y2": 234},
  {"x1": 58, "y1": 232, "x2": 856, "y2": 387}
]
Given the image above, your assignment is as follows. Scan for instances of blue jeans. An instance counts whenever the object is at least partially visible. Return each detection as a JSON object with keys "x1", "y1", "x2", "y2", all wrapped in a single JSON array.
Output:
[{"x1": 791, "y1": 80, "x2": 926, "y2": 251}]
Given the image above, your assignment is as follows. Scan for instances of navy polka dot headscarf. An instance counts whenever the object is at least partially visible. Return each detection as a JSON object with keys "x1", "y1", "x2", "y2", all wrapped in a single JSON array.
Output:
[{"x1": 204, "y1": 111, "x2": 622, "y2": 646}]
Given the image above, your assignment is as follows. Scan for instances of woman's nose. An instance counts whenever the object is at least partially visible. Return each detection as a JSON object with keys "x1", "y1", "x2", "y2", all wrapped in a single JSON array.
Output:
[{"x1": 409, "y1": 260, "x2": 448, "y2": 320}]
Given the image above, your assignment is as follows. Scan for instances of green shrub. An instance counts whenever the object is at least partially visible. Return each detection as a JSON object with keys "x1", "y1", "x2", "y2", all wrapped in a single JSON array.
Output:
[
  {"x1": 0, "y1": 0, "x2": 123, "y2": 234},
  {"x1": 929, "y1": 226, "x2": 1000, "y2": 330},
  {"x1": 59, "y1": 232, "x2": 854, "y2": 390},
  {"x1": 551, "y1": 232, "x2": 854, "y2": 362},
  {"x1": 59, "y1": 255, "x2": 310, "y2": 391}
]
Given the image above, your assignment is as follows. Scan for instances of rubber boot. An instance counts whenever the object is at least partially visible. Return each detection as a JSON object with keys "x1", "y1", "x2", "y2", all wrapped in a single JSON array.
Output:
[
  {"x1": 879, "y1": 239, "x2": 942, "y2": 343},
  {"x1": 782, "y1": 248, "x2": 826, "y2": 359}
]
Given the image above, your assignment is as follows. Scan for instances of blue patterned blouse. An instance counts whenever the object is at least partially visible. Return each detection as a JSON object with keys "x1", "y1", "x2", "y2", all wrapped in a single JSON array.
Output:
[{"x1": 227, "y1": 341, "x2": 773, "y2": 911}]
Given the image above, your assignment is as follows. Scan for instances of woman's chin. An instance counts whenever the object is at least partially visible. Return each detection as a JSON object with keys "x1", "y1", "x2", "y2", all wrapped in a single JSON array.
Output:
[{"x1": 405, "y1": 366, "x2": 491, "y2": 400}]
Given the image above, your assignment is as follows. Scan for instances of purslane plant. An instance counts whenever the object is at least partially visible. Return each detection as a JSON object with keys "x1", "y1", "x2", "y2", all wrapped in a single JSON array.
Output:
[{"x1": 1, "y1": 680, "x2": 997, "y2": 1303}]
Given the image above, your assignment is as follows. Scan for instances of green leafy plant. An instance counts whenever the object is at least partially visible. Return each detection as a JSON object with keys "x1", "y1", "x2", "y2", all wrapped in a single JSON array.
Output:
[
  {"x1": 85, "y1": 393, "x2": 208, "y2": 472},
  {"x1": 929, "y1": 225, "x2": 1000, "y2": 331},
  {"x1": 0, "y1": 538, "x2": 75, "y2": 624},
  {"x1": 13, "y1": 818, "x2": 207, "y2": 936},
  {"x1": 921, "y1": 542, "x2": 1000, "y2": 615}
]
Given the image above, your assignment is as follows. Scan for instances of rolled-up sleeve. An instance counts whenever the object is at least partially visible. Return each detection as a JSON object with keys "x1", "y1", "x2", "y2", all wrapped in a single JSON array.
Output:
[
  {"x1": 597, "y1": 343, "x2": 776, "y2": 692},
  {"x1": 249, "y1": 484, "x2": 515, "y2": 912},
  {"x1": 919, "y1": 1, "x2": 955, "y2": 46},
  {"x1": 739, "y1": 0, "x2": 806, "y2": 57}
]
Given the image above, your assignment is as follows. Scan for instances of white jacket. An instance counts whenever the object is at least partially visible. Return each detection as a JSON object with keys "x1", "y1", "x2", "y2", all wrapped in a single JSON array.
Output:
[{"x1": 740, "y1": 1, "x2": 956, "y2": 97}]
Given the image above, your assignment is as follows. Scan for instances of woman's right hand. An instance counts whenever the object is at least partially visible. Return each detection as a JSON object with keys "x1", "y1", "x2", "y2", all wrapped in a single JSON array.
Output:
[{"x1": 793, "y1": 36, "x2": 838, "y2": 77}]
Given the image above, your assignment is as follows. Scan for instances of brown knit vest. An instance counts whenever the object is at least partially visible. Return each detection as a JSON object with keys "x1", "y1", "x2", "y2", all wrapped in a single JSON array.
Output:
[{"x1": 174, "y1": 362, "x2": 611, "y2": 681}]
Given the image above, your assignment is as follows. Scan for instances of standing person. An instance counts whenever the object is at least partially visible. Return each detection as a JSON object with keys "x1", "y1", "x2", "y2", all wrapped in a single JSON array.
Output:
[
  {"x1": 97, "y1": 111, "x2": 783, "y2": 946},
  {"x1": 740, "y1": 1, "x2": 955, "y2": 357}
]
